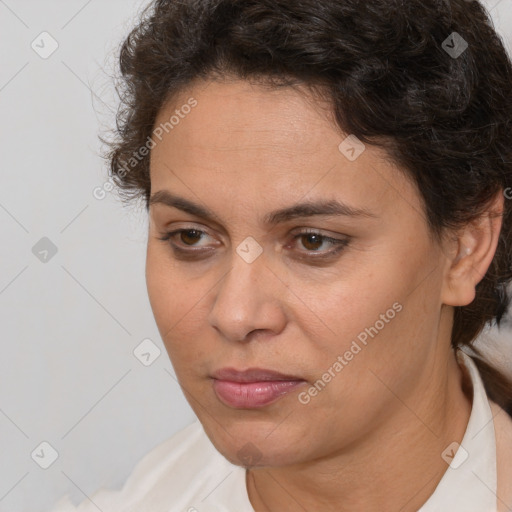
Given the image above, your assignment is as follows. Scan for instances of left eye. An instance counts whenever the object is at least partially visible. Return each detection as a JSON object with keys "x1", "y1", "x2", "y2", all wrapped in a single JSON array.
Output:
[
  {"x1": 293, "y1": 231, "x2": 348, "y2": 253},
  {"x1": 158, "y1": 228, "x2": 349, "y2": 258}
]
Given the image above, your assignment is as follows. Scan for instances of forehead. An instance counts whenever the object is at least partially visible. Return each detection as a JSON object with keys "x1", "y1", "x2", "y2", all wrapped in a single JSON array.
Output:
[
  {"x1": 149, "y1": 79, "x2": 420, "y2": 223},
  {"x1": 152, "y1": 79, "x2": 337, "y2": 162}
]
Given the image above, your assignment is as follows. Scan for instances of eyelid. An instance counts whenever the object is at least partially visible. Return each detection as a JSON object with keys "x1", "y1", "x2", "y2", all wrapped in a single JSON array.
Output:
[
  {"x1": 289, "y1": 226, "x2": 343, "y2": 239},
  {"x1": 159, "y1": 223, "x2": 344, "y2": 240}
]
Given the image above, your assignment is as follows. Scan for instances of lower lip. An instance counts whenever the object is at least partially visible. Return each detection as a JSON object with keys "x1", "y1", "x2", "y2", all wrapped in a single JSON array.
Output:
[{"x1": 213, "y1": 379, "x2": 306, "y2": 408}]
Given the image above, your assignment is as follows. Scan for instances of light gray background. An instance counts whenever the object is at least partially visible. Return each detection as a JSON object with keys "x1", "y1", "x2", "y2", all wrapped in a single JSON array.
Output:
[{"x1": 0, "y1": 1, "x2": 511, "y2": 511}]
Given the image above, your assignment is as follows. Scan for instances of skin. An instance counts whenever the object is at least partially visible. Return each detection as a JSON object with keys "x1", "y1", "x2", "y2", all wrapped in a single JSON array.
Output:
[{"x1": 145, "y1": 78, "x2": 503, "y2": 511}]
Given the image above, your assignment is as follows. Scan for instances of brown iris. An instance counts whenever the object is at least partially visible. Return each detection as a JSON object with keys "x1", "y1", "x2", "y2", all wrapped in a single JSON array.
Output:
[
  {"x1": 180, "y1": 229, "x2": 203, "y2": 246},
  {"x1": 300, "y1": 233, "x2": 323, "y2": 251}
]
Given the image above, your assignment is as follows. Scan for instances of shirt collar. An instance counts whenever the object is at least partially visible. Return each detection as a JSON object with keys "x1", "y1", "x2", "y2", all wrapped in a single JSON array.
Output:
[{"x1": 418, "y1": 348, "x2": 498, "y2": 511}]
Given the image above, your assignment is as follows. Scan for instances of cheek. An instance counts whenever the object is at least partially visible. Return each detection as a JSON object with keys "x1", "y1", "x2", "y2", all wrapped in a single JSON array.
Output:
[
  {"x1": 146, "y1": 247, "x2": 173, "y2": 327},
  {"x1": 145, "y1": 244, "x2": 213, "y2": 365},
  {"x1": 303, "y1": 243, "x2": 441, "y2": 377},
  {"x1": 299, "y1": 258, "x2": 403, "y2": 355},
  {"x1": 146, "y1": 245, "x2": 190, "y2": 339}
]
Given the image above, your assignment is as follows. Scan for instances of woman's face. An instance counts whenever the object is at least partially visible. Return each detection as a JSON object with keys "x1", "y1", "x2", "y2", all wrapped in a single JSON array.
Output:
[{"x1": 146, "y1": 78, "x2": 452, "y2": 467}]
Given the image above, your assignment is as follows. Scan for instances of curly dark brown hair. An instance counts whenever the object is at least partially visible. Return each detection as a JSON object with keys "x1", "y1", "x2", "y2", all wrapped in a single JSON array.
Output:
[{"x1": 106, "y1": 0, "x2": 512, "y2": 414}]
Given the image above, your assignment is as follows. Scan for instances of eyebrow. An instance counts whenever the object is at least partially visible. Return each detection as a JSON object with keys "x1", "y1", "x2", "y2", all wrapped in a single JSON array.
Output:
[{"x1": 149, "y1": 190, "x2": 378, "y2": 226}]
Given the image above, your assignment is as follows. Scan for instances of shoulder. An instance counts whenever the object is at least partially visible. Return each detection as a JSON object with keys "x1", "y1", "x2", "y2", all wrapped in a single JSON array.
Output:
[
  {"x1": 50, "y1": 420, "x2": 237, "y2": 512},
  {"x1": 489, "y1": 400, "x2": 512, "y2": 512}
]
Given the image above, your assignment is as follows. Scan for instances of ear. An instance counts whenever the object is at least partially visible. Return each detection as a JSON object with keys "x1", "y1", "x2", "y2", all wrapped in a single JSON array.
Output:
[{"x1": 441, "y1": 190, "x2": 504, "y2": 307}]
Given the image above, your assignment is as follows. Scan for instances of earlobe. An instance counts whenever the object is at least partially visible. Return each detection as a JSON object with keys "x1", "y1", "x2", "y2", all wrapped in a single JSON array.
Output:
[{"x1": 441, "y1": 191, "x2": 504, "y2": 307}]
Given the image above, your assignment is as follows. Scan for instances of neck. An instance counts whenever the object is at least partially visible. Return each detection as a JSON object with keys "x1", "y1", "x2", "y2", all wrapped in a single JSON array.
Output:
[{"x1": 247, "y1": 347, "x2": 473, "y2": 512}]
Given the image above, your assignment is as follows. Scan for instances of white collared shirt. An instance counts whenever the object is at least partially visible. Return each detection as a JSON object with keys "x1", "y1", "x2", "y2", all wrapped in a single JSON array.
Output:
[
  {"x1": 51, "y1": 350, "x2": 507, "y2": 512},
  {"x1": 418, "y1": 349, "x2": 498, "y2": 511}
]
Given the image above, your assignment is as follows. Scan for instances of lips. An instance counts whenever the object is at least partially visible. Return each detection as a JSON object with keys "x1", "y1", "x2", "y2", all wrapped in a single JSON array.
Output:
[
  {"x1": 211, "y1": 367, "x2": 304, "y2": 382},
  {"x1": 211, "y1": 367, "x2": 307, "y2": 408}
]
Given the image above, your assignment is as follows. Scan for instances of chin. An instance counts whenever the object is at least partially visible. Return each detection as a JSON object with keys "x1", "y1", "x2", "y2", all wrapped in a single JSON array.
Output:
[{"x1": 199, "y1": 414, "x2": 309, "y2": 468}]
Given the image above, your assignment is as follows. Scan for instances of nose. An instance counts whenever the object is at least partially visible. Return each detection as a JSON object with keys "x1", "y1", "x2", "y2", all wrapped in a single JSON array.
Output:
[{"x1": 208, "y1": 248, "x2": 287, "y2": 343}]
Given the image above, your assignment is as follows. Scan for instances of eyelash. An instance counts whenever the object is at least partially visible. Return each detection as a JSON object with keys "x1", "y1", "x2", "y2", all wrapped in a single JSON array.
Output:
[{"x1": 157, "y1": 228, "x2": 350, "y2": 261}]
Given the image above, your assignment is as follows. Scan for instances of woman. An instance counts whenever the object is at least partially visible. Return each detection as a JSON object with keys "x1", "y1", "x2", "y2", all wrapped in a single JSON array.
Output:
[{"x1": 52, "y1": 0, "x2": 512, "y2": 510}]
